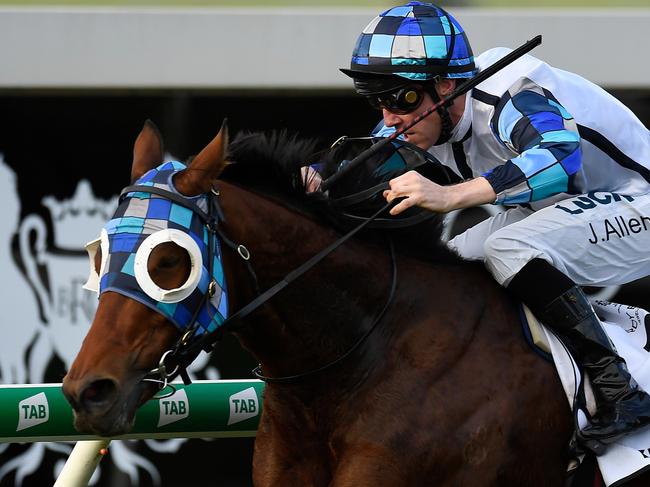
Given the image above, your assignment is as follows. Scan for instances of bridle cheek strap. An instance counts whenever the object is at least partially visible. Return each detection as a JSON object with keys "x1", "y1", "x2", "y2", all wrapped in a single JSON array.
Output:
[
  {"x1": 169, "y1": 197, "x2": 400, "y2": 384},
  {"x1": 132, "y1": 183, "x2": 399, "y2": 387},
  {"x1": 121, "y1": 184, "x2": 258, "y2": 387},
  {"x1": 119, "y1": 184, "x2": 222, "y2": 386}
]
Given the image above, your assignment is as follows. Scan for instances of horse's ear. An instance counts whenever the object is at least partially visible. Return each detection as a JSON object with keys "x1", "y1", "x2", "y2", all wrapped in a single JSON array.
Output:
[
  {"x1": 131, "y1": 120, "x2": 164, "y2": 183},
  {"x1": 174, "y1": 120, "x2": 228, "y2": 196}
]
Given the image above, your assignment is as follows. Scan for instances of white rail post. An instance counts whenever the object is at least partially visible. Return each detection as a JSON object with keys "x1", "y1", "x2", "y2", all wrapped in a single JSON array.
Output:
[{"x1": 53, "y1": 439, "x2": 111, "y2": 487}]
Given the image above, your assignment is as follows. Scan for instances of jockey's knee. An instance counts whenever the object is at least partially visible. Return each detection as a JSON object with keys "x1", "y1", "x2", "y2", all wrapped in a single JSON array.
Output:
[{"x1": 482, "y1": 231, "x2": 545, "y2": 287}]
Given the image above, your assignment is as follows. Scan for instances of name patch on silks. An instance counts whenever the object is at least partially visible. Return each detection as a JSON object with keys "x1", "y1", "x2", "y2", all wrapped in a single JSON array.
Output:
[{"x1": 83, "y1": 161, "x2": 228, "y2": 336}]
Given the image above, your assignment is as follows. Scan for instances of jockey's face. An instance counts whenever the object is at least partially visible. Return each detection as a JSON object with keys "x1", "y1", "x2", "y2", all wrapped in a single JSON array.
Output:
[{"x1": 381, "y1": 88, "x2": 441, "y2": 150}]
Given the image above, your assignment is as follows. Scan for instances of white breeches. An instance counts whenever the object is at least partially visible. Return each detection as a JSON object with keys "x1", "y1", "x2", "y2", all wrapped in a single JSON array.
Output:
[{"x1": 448, "y1": 191, "x2": 650, "y2": 287}]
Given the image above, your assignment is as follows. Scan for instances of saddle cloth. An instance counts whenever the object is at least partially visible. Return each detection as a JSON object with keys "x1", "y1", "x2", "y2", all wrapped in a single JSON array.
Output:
[{"x1": 524, "y1": 301, "x2": 650, "y2": 486}]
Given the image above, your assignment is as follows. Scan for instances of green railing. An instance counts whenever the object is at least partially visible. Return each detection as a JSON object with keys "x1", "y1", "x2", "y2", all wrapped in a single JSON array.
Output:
[{"x1": 0, "y1": 379, "x2": 263, "y2": 443}]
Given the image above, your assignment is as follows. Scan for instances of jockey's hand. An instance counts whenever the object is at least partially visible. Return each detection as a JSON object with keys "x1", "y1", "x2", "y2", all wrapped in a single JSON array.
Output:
[
  {"x1": 383, "y1": 170, "x2": 450, "y2": 216},
  {"x1": 383, "y1": 172, "x2": 498, "y2": 216},
  {"x1": 300, "y1": 166, "x2": 323, "y2": 193}
]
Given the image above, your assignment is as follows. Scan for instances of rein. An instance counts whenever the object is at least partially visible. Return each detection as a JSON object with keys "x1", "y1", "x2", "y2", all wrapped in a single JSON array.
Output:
[
  {"x1": 129, "y1": 182, "x2": 401, "y2": 387},
  {"x1": 322, "y1": 136, "x2": 457, "y2": 230},
  {"x1": 252, "y1": 239, "x2": 396, "y2": 384},
  {"x1": 320, "y1": 34, "x2": 543, "y2": 192}
]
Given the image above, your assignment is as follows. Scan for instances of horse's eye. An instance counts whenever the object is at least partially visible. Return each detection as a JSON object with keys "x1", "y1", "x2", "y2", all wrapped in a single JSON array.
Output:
[
  {"x1": 157, "y1": 255, "x2": 181, "y2": 270},
  {"x1": 147, "y1": 242, "x2": 192, "y2": 290}
]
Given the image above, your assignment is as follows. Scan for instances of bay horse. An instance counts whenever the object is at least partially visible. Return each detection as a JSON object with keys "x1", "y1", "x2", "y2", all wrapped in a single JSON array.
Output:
[{"x1": 61, "y1": 121, "x2": 646, "y2": 486}]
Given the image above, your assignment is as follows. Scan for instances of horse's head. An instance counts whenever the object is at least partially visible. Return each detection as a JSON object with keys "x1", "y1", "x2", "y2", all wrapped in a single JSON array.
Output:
[
  {"x1": 62, "y1": 120, "x2": 229, "y2": 436},
  {"x1": 62, "y1": 121, "x2": 456, "y2": 436}
]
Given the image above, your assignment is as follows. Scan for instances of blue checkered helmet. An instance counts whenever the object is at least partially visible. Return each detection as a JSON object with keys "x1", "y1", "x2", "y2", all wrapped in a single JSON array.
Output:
[{"x1": 341, "y1": 2, "x2": 476, "y2": 95}]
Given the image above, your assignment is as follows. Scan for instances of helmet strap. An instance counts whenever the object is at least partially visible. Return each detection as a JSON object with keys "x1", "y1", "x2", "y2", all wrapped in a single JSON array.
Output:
[{"x1": 425, "y1": 83, "x2": 453, "y2": 146}]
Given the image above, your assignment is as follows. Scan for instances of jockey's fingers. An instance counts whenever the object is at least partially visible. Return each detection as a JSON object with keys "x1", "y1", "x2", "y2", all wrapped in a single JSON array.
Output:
[
  {"x1": 383, "y1": 189, "x2": 403, "y2": 203},
  {"x1": 388, "y1": 170, "x2": 420, "y2": 188},
  {"x1": 300, "y1": 166, "x2": 322, "y2": 193},
  {"x1": 389, "y1": 196, "x2": 414, "y2": 216},
  {"x1": 307, "y1": 173, "x2": 322, "y2": 193},
  {"x1": 387, "y1": 181, "x2": 415, "y2": 197}
]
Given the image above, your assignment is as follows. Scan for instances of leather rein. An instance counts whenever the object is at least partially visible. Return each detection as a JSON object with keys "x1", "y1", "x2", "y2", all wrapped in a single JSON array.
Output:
[{"x1": 128, "y1": 180, "x2": 399, "y2": 387}]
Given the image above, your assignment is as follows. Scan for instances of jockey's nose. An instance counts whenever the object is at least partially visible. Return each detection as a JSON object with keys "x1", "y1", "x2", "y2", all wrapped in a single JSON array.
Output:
[{"x1": 382, "y1": 108, "x2": 403, "y2": 128}]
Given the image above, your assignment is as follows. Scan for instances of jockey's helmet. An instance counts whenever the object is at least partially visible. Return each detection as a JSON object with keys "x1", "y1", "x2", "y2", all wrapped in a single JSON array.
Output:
[{"x1": 340, "y1": 1, "x2": 476, "y2": 97}]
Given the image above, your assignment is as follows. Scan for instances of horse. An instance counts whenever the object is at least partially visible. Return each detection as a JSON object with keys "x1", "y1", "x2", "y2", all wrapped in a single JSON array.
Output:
[{"x1": 61, "y1": 121, "x2": 647, "y2": 486}]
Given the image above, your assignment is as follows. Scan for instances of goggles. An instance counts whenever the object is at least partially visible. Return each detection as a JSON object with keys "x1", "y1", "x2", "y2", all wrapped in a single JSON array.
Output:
[{"x1": 366, "y1": 85, "x2": 426, "y2": 115}]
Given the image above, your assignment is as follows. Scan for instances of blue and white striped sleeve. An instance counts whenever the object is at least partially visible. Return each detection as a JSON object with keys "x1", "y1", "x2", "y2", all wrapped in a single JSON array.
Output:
[{"x1": 483, "y1": 79, "x2": 582, "y2": 205}]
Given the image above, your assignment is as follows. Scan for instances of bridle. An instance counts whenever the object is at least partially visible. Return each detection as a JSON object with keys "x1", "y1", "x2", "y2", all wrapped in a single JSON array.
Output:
[
  {"x1": 116, "y1": 183, "x2": 233, "y2": 390},
  {"x1": 123, "y1": 178, "x2": 400, "y2": 389},
  {"x1": 112, "y1": 36, "x2": 546, "y2": 393}
]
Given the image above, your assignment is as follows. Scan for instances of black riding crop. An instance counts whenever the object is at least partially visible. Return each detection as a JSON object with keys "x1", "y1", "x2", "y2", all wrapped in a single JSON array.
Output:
[{"x1": 320, "y1": 34, "x2": 543, "y2": 192}]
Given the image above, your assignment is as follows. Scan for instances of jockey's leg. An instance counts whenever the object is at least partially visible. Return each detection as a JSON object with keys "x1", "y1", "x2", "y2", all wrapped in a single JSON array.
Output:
[
  {"x1": 447, "y1": 205, "x2": 532, "y2": 261},
  {"x1": 508, "y1": 258, "x2": 650, "y2": 446},
  {"x1": 476, "y1": 192, "x2": 650, "y2": 447}
]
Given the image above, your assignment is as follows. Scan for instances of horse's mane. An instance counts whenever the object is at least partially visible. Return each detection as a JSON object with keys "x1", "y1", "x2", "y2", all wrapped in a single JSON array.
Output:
[
  {"x1": 224, "y1": 130, "x2": 320, "y2": 198},
  {"x1": 225, "y1": 131, "x2": 459, "y2": 263}
]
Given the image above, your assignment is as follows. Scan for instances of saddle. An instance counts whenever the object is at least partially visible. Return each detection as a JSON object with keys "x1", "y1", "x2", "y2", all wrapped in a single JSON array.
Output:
[
  {"x1": 524, "y1": 300, "x2": 650, "y2": 486},
  {"x1": 521, "y1": 304, "x2": 552, "y2": 356}
]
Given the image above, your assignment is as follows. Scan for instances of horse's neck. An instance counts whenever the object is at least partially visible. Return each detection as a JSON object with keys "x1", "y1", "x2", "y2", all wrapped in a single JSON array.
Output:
[
  {"x1": 245, "y1": 239, "x2": 393, "y2": 382},
  {"x1": 220, "y1": 185, "x2": 394, "y2": 384}
]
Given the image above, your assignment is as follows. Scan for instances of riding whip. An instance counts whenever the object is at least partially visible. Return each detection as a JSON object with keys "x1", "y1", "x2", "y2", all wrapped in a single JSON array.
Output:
[{"x1": 320, "y1": 34, "x2": 543, "y2": 192}]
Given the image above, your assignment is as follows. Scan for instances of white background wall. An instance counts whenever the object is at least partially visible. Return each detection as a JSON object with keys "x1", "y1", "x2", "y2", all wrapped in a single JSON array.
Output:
[{"x1": 0, "y1": 7, "x2": 648, "y2": 89}]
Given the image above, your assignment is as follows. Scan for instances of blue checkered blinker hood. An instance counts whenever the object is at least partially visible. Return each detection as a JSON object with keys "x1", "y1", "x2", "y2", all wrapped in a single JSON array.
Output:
[
  {"x1": 84, "y1": 161, "x2": 228, "y2": 336},
  {"x1": 341, "y1": 1, "x2": 476, "y2": 85}
]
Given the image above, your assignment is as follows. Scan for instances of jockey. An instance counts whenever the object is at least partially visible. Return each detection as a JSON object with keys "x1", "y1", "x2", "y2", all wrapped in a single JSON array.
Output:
[{"x1": 337, "y1": 1, "x2": 650, "y2": 448}]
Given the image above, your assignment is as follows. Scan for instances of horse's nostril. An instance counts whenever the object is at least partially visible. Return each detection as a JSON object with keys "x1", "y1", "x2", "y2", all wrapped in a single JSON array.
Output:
[
  {"x1": 80, "y1": 379, "x2": 117, "y2": 410},
  {"x1": 63, "y1": 389, "x2": 80, "y2": 412}
]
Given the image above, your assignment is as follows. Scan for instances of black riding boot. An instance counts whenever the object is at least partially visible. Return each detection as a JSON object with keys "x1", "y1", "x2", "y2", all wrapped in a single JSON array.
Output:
[{"x1": 540, "y1": 286, "x2": 650, "y2": 445}]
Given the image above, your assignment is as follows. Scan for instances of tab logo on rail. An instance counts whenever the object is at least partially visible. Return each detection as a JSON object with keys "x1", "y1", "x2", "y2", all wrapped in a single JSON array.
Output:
[
  {"x1": 17, "y1": 392, "x2": 49, "y2": 431},
  {"x1": 228, "y1": 387, "x2": 259, "y2": 425},
  {"x1": 158, "y1": 388, "x2": 189, "y2": 427}
]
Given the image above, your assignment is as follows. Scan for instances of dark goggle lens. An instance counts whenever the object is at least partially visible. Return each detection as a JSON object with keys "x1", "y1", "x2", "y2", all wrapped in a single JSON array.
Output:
[{"x1": 367, "y1": 87, "x2": 424, "y2": 114}]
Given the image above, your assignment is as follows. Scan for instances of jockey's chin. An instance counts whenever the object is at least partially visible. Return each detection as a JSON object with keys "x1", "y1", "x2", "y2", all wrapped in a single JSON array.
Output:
[
  {"x1": 393, "y1": 112, "x2": 441, "y2": 150},
  {"x1": 403, "y1": 129, "x2": 439, "y2": 151}
]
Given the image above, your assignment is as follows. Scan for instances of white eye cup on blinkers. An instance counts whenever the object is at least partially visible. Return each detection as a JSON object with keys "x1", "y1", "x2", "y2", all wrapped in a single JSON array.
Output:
[
  {"x1": 83, "y1": 228, "x2": 109, "y2": 294},
  {"x1": 134, "y1": 229, "x2": 203, "y2": 303}
]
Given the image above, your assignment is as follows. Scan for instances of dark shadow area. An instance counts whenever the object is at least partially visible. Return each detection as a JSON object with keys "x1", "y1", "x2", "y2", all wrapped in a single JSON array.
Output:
[{"x1": 0, "y1": 87, "x2": 647, "y2": 487}]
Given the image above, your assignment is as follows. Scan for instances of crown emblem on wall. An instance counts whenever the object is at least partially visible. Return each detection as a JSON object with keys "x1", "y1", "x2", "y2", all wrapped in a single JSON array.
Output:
[{"x1": 42, "y1": 180, "x2": 117, "y2": 251}]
